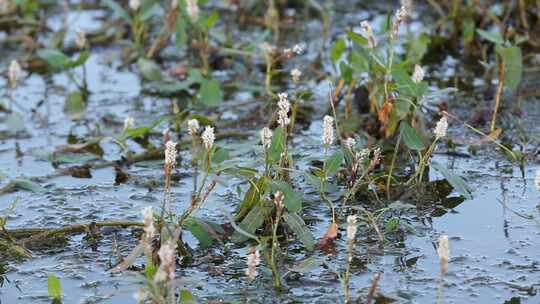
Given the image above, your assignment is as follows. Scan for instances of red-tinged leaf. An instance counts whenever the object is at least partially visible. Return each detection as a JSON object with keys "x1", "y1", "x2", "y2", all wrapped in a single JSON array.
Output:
[{"x1": 316, "y1": 222, "x2": 339, "y2": 252}]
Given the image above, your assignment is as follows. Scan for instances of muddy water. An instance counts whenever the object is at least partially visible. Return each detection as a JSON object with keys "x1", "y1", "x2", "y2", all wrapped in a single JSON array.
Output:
[{"x1": 1, "y1": 1, "x2": 540, "y2": 303}]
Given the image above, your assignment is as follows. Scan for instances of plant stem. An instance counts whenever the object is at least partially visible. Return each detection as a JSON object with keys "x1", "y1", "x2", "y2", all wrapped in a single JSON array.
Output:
[{"x1": 490, "y1": 54, "x2": 505, "y2": 132}]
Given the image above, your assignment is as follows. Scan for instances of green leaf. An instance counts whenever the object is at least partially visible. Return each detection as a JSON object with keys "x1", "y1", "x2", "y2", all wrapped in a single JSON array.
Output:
[
  {"x1": 232, "y1": 202, "x2": 269, "y2": 242},
  {"x1": 175, "y1": 18, "x2": 188, "y2": 47},
  {"x1": 347, "y1": 30, "x2": 367, "y2": 46},
  {"x1": 139, "y1": 2, "x2": 160, "y2": 22},
  {"x1": 269, "y1": 180, "x2": 302, "y2": 213},
  {"x1": 463, "y1": 17, "x2": 475, "y2": 44},
  {"x1": 330, "y1": 38, "x2": 346, "y2": 64},
  {"x1": 497, "y1": 46, "x2": 522, "y2": 92},
  {"x1": 385, "y1": 218, "x2": 399, "y2": 233},
  {"x1": 325, "y1": 150, "x2": 343, "y2": 175},
  {"x1": 407, "y1": 34, "x2": 429, "y2": 64},
  {"x1": 211, "y1": 147, "x2": 229, "y2": 164},
  {"x1": 179, "y1": 289, "x2": 196, "y2": 303},
  {"x1": 200, "y1": 10, "x2": 219, "y2": 28},
  {"x1": 431, "y1": 162, "x2": 473, "y2": 200},
  {"x1": 184, "y1": 217, "x2": 223, "y2": 248},
  {"x1": 399, "y1": 122, "x2": 425, "y2": 150},
  {"x1": 65, "y1": 51, "x2": 90, "y2": 69},
  {"x1": 477, "y1": 29, "x2": 504, "y2": 45},
  {"x1": 37, "y1": 49, "x2": 70, "y2": 70},
  {"x1": 392, "y1": 66, "x2": 415, "y2": 97},
  {"x1": 144, "y1": 255, "x2": 156, "y2": 279},
  {"x1": 102, "y1": 0, "x2": 132, "y2": 23},
  {"x1": 289, "y1": 256, "x2": 321, "y2": 274},
  {"x1": 0, "y1": 179, "x2": 45, "y2": 193},
  {"x1": 235, "y1": 177, "x2": 268, "y2": 220},
  {"x1": 199, "y1": 78, "x2": 222, "y2": 107},
  {"x1": 268, "y1": 127, "x2": 285, "y2": 165},
  {"x1": 283, "y1": 212, "x2": 315, "y2": 251},
  {"x1": 350, "y1": 51, "x2": 369, "y2": 72},
  {"x1": 47, "y1": 274, "x2": 62, "y2": 300},
  {"x1": 6, "y1": 113, "x2": 25, "y2": 133},
  {"x1": 64, "y1": 91, "x2": 86, "y2": 120},
  {"x1": 339, "y1": 62, "x2": 353, "y2": 83},
  {"x1": 137, "y1": 58, "x2": 163, "y2": 82}
]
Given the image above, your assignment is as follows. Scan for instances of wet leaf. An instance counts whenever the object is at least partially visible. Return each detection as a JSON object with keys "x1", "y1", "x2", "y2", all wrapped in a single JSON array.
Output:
[
  {"x1": 0, "y1": 179, "x2": 45, "y2": 194},
  {"x1": 64, "y1": 91, "x2": 86, "y2": 120},
  {"x1": 399, "y1": 122, "x2": 425, "y2": 150},
  {"x1": 232, "y1": 202, "x2": 269, "y2": 242},
  {"x1": 37, "y1": 49, "x2": 70, "y2": 70},
  {"x1": 385, "y1": 218, "x2": 399, "y2": 233},
  {"x1": 179, "y1": 289, "x2": 196, "y2": 303},
  {"x1": 199, "y1": 78, "x2": 222, "y2": 107},
  {"x1": 235, "y1": 177, "x2": 268, "y2": 220},
  {"x1": 431, "y1": 162, "x2": 473, "y2": 200},
  {"x1": 283, "y1": 212, "x2": 315, "y2": 251},
  {"x1": 477, "y1": 29, "x2": 505, "y2": 45},
  {"x1": 6, "y1": 113, "x2": 25, "y2": 133},
  {"x1": 47, "y1": 274, "x2": 62, "y2": 300},
  {"x1": 316, "y1": 222, "x2": 338, "y2": 251},
  {"x1": 137, "y1": 58, "x2": 163, "y2": 82},
  {"x1": 289, "y1": 256, "x2": 321, "y2": 274},
  {"x1": 102, "y1": 0, "x2": 132, "y2": 23},
  {"x1": 184, "y1": 217, "x2": 223, "y2": 248}
]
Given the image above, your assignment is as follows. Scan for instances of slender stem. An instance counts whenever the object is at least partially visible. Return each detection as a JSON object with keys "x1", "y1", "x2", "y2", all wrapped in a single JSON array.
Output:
[
  {"x1": 386, "y1": 133, "x2": 402, "y2": 199},
  {"x1": 490, "y1": 54, "x2": 506, "y2": 132}
]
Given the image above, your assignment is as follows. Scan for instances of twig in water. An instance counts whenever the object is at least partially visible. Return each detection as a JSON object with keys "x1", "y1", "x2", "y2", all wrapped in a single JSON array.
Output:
[{"x1": 366, "y1": 272, "x2": 382, "y2": 304}]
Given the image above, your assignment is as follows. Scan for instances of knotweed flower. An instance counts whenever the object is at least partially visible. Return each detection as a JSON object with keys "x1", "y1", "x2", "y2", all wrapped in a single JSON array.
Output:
[
  {"x1": 346, "y1": 215, "x2": 357, "y2": 241},
  {"x1": 434, "y1": 116, "x2": 448, "y2": 139},
  {"x1": 202, "y1": 126, "x2": 215, "y2": 150},
  {"x1": 371, "y1": 147, "x2": 381, "y2": 167},
  {"x1": 390, "y1": 5, "x2": 410, "y2": 41},
  {"x1": 186, "y1": 0, "x2": 199, "y2": 21},
  {"x1": 292, "y1": 44, "x2": 304, "y2": 54},
  {"x1": 75, "y1": 28, "x2": 87, "y2": 49},
  {"x1": 123, "y1": 116, "x2": 135, "y2": 130},
  {"x1": 245, "y1": 246, "x2": 261, "y2": 281},
  {"x1": 535, "y1": 169, "x2": 540, "y2": 190},
  {"x1": 412, "y1": 65, "x2": 424, "y2": 83},
  {"x1": 274, "y1": 191, "x2": 284, "y2": 211},
  {"x1": 260, "y1": 127, "x2": 273, "y2": 149},
  {"x1": 8, "y1": 60, "x2": 21, "y2": 89},
  {"x1": 361, "y1": 21, "x2": 377, "y2": 48},
  {"x1": 156, "y1": 241, "x2": 177, "y2": 281},
  {"x1": 345, "y1": 137, "x2": 356, "y2": 151},
  {"x1": 322, "y1": 115, "x2": 334, "y2": 147},
  {"x1": 401, "y1": 0, "x2": 412, "y2": 16},
  {"x1": 277, "y1": 93, "x2": 290, "y2": 128},
  {"x1": 437, "y1": 235, "x2": 450, "y2": 275},
  {"x1": 165, "y1": 141, "x2": 178, "y2": 169},
  {"x1": 187, "y1": 118, "x2": 200, "y2": 136},
  {"x1": 129, "y1": 0, "x2": 140, "y2": 11},
  {"x1": 291, "y1": 68, "x2": 301, "y2": 83},
  {"x1": 142, "y1": 207, "x2": 155, "y2": 239}
]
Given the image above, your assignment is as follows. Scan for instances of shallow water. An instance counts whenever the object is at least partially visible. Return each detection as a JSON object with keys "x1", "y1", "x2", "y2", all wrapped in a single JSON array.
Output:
[{"x1": 1, "y1": 1, "x2": 540, "y2": 303}]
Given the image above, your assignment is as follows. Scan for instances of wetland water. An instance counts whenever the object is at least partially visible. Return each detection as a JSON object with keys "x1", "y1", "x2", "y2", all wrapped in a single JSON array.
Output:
[{"x1": 1, "y1": 1, "x2": 540, "y2": 303}]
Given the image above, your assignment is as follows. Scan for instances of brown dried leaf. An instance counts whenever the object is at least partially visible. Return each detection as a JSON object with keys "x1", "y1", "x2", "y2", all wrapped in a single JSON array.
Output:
[{"x1": 316, "y1": 222, "x2": 338, "y2": 251}]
